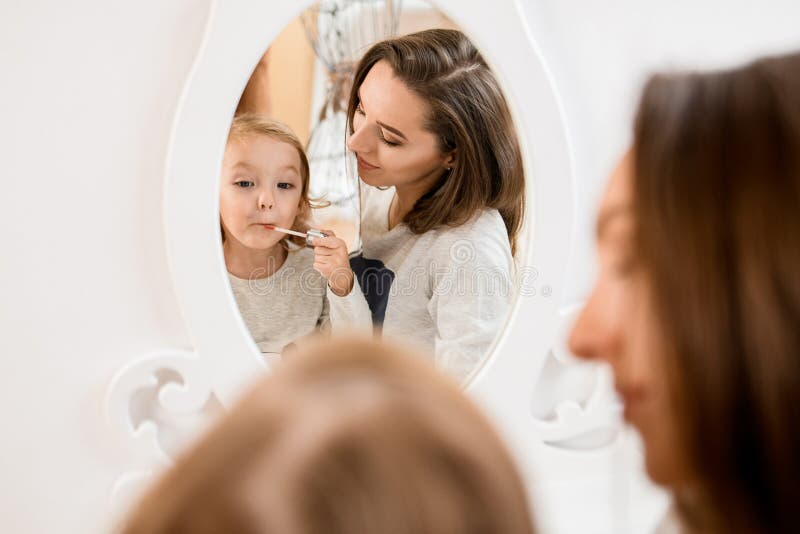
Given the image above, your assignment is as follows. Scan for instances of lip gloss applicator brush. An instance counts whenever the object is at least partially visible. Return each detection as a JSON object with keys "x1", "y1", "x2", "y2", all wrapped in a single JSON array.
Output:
[{"x1": 263, "y1": 224, "x2": 328, "y2": 247}]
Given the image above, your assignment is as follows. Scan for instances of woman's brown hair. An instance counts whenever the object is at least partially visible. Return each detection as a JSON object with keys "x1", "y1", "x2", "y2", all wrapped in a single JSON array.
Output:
[
  {"x1": 120, "y1": 337, "x2": 536, "y2": 534},
  {"x1": 347, "y1": 29, "x2": 525, "y2": 256},
  {"x1": 632, "y1": 52, "x2": 800, "y2": 532}
]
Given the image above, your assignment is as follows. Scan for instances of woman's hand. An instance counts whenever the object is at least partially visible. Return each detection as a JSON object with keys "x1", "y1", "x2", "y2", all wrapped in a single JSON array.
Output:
[{"x1": 312, "y1": 230, "x2": 354, "y2": 297}]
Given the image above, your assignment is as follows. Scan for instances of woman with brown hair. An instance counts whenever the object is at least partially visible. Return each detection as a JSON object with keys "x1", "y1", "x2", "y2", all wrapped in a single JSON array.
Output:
[
  {"x1": 309, "y1": 29, "x2": 525, "y2": 384},
  {"x1": 120, "y1": 337, "x2": 536, "y2": 534},
  {"x1": 569, "y1": 51, "x2": 800, "y2": 532}
]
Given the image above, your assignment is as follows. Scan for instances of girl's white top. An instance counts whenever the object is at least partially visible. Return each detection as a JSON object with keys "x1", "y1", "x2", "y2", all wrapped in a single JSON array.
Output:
[{"x1": 327, "y1": 184, "x2": 514, "y2": 383}]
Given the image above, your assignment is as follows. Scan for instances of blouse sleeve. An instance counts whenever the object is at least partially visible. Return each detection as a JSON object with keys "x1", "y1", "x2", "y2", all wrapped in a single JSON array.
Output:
[
  {"x1": 426, "y1": 213, "x2": 515, "y2": 384},
  {"x1": 326, "y1": 280, "x2": 374, "y2": 335},
  {"x1": 325, "y1": 181, "x2": 390, "y2": 335}
]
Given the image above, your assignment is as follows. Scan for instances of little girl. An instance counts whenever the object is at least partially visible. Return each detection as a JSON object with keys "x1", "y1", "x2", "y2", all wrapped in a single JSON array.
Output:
[{"x1": 220, "y1": 113, "x2": 329, "y2": 355}]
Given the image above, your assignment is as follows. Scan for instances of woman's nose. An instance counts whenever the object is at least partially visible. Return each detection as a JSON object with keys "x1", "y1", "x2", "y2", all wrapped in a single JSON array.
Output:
[
  {"x1": 347, "y1": 123, "x2": 372, "y2": 154},
  {"x1": 567, "y1": 290, "x2": 607, "y2": 363}
]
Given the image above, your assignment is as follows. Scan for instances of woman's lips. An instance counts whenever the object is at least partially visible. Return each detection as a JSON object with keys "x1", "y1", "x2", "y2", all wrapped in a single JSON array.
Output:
[
  {"x1": 356, "y1": 154, "x2": 379, "y2": 171},
  {"x1": 616, "y1": 385, "x2": 646, "y2": 422}
]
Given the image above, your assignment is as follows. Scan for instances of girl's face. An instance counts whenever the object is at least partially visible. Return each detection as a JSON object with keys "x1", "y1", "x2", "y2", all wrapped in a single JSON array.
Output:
[
  {"x1": 568, "y1": 154, "x2": 691, "y2": 488},
  {"x1": 220, "y1": 135, "x2": 303, "y2": 250},
  {"x1": 347, "y1": 60, "x2": 454, "y2": 189}
]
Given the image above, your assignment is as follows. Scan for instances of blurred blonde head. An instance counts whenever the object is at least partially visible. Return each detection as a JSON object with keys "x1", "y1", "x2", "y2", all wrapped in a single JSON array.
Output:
[{"x1": 121, "y1": 337, "x2": 536, "y2": 534}]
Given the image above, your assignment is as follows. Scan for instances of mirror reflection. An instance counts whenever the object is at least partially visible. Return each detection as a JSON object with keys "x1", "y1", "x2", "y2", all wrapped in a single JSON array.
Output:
[
  {"x1": 221, "y1": 115, "x2": 330, "y2": 357},
  {"x1": 222, "y1": 0, "x2": 524, "y2": 383}
]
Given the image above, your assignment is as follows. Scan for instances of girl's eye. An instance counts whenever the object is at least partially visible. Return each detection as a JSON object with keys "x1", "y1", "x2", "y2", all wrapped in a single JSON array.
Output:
[
  {"x1": 235, "y1": 180, "x2": 254, "y2": 188},
  {"x1": 277, "y1": 182, "x2": 294, "y2": 190},
  {"x1": 356, "y1": 102, "x2": 366, "y2": 116}
]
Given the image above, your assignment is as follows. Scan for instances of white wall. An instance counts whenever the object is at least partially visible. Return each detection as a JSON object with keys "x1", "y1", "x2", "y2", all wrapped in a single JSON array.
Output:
[
  {"x1": 1, "y1": 1, "x2": 799, "y2": 533},
  {"x1": 518, "y1": 0, "x2": 800, "y2": 305},
  {"x1": 0, "y1": 2, "x2": 211, "y2": 532}
]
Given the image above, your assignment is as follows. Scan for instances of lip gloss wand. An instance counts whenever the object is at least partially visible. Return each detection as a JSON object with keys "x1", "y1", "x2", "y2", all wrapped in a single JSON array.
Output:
[{"x1": 263, "y1": 224, "x2": 328, "y2": 247}]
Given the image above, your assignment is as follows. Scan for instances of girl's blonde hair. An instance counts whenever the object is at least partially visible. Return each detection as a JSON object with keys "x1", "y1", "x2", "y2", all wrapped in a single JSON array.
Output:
[
  {"x1": 225, "y1": 113, "x2": 325, "y2": 249},
  {"x1": 121, "y1": 337, "x2": 536, "y2": 534}
]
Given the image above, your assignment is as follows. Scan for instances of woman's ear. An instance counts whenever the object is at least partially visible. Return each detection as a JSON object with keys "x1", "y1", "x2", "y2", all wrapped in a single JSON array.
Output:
[{"x1": 443, "y1": 150, "x2": 457, "y2": 169}]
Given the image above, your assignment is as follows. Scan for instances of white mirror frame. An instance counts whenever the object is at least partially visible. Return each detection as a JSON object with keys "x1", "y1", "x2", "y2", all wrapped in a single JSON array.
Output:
[
  {"x1": 161, "y1": 0, "x2": 574, "y2": 403},
  {"x1": 106, "y1": 0, "x2": 667, "y2": 531}
]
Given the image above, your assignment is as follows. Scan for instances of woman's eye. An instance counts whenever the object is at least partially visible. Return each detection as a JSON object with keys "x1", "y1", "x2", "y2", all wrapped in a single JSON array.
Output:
[
  {"x1": 356, "y1": 102, "x2": 366, "y2": 116},
  {"x1": 378, "y1": 132, "x2": 401, "y2": 147},
  {"x1": 235, "y1": 180, "x2": 254, "y2": 188},
  {"x1": 277, "y1": 182, "x2": 294, "y2": 190}
]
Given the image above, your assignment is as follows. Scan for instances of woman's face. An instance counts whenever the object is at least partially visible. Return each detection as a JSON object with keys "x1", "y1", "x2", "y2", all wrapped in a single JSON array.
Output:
[
  {"x1": 220, "y1": 135, "x2": 303, "y2": 250},
  {"x1": 347, "y1": 60, "x2": 454, "y2": 189},
  {"x1": 568, "y1": 153, "x2": 691, "y2": 488}
]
